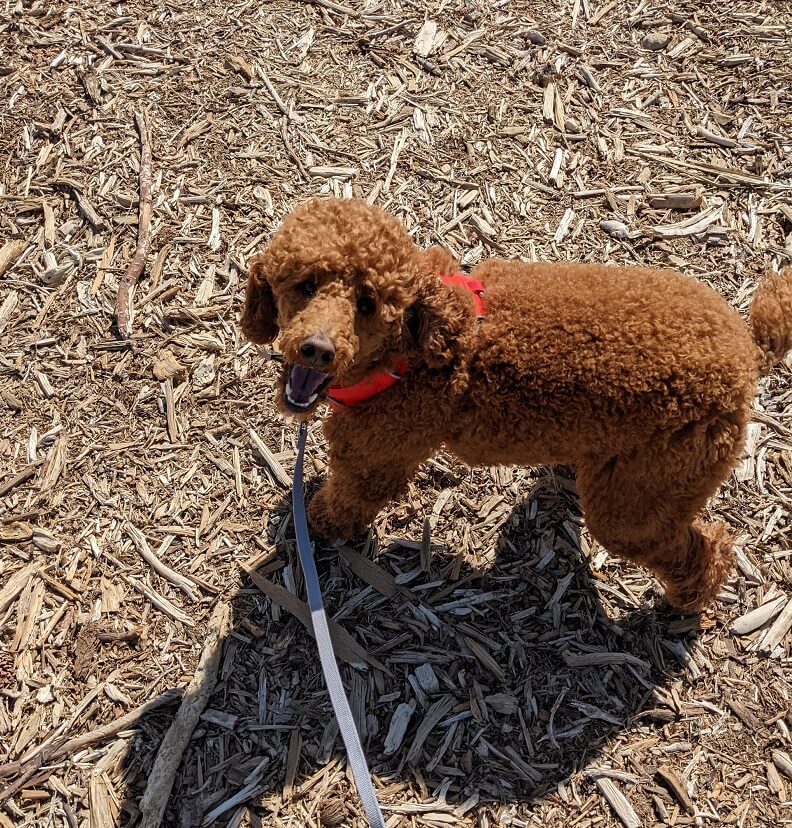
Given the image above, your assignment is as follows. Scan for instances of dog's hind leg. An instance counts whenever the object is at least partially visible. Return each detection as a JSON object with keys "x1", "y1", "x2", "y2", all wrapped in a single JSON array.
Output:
[{"x1": 575, "y1": 416, "x2": 744, "y2": 613}]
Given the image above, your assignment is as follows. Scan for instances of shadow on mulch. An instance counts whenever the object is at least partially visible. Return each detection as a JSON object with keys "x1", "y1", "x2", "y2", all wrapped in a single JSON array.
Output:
[{"x1": 118, "y1": 465, "x2": 697, "y2": 827}]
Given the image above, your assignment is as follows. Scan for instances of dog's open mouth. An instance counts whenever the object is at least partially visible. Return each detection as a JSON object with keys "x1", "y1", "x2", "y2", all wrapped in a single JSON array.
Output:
[{"x1": 284, "y1": 365, "x2": 332, "y2": 412}]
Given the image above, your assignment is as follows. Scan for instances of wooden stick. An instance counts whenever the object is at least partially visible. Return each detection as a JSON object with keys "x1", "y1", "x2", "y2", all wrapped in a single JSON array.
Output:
[
  {"x1": 279, "y1": 115, "x2": 309, "y2": 181},
  {"x1": 249, "y1": 428, "x2": 290, "y2": 488},
  {"x1": 0, "y1": 461, "x2": 43, "y2": 498},
  {"x1": 0, "y1": 689, "x2": 181, "y2": 799},
  {"x1": 115, "y1": 112, "x2": 153, "y2": 339},
  {"x1": 123, "y1": 575, "x2": 195, "y2": 627},
  {"x1": 126, "y1": 523, "x2": 199, "y2": 601},
  {"x1": 257, "y1": 65, "x2": 289, "y2": 116},
  {"x1": 137, "y1": 601, "x2": 230, "y2": 828}
]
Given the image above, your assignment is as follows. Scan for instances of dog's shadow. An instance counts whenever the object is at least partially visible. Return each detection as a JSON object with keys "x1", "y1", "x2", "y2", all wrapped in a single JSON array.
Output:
[{"x1": 121, "y1": 465, "x2": 699, "y2": 826}]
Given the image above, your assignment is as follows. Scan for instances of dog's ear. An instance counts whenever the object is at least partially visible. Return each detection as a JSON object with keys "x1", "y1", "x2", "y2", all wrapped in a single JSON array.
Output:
[
  {"x1": 241, "y1": 253, "x2": 278, "y2": 343},
  {"x1": 405, "y1": 276, "x2": 468, "y2": 369},
  {"x1": 404, "y1": 248, "x2": 468, "y2": 368}
]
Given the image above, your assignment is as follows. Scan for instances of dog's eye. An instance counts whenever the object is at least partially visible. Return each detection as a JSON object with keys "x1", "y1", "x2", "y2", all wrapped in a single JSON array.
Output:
[
  {"x1": 298, "y1": 280, "x2": 317, "y2": 297},
  {"x1": 357, "y1": 296, "x2": 376, "y2": 316}
]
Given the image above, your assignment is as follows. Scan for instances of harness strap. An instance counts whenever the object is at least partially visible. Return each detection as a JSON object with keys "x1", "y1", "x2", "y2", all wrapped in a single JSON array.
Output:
[
  {"x1": 439, "y1": 273, "x2": 486, "y2": 318},
  {"x1": 292, "y1": 423, "x2": 386, "y2": 828}
]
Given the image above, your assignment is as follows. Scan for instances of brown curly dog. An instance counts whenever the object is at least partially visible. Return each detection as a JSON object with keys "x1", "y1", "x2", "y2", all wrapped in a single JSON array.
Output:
[{"x1": 243, "y1": 197, "x2": 792, "y2": 613}]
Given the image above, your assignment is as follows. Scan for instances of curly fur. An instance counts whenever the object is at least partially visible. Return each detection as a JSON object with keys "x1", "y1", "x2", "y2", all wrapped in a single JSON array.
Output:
[
  {"x1": 750, "y1": 269, "x2": 792, "y2": 372},
  {"x1": 245, "y1": 198, "x2": 792, "y2": 613}
]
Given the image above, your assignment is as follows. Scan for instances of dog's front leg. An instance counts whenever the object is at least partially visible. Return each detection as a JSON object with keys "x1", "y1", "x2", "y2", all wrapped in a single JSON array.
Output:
[
  {"x1": 307, "y1": 426, "x2": 430, "y2": 540},
  {"x1": 308, "y1": 456, "x2": 424, "y2": 540}
]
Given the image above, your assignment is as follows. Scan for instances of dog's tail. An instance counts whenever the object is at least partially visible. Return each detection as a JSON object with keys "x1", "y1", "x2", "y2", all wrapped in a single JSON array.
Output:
[{"x1": 750, "y1": 267, "x2": 792, "y2": 373}]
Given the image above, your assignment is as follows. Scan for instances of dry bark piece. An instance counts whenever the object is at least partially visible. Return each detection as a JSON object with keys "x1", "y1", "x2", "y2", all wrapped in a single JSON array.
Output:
[
  {"x1": 415, "y1": 663, "x2": 439, "y2": 693},
  {"x1": 731, "y1": 595, "x2": 786, "y2": 635},
  {"x1": 600, "y1": 219, "x2": 632, "y2": 240},
  {"x1": 727, "y1": 697, "x2": 764, "y2": 731},
  {"x1": 53, "y1": 178, "x2": 105, "y2": 229},
  {"x1": 249, "y1": 429, "x2": 291, "y2": 487},
  {"x1": 0, "y1": 522, "x2": 32, "y2": 542},
  {"x1": 0, "y1": 291, "x2": 19, "y2": 335},
  {"x1": 562, "y1": 650, "x2": 650, "y2": 671},
  {"x1": 758, "y1": 598, "x2": 792, "y2": 653},
  {"x1": 383, "y1": 701, "x2": 416, "y2": 755},
  {"x1": 464, "y1": 636, "x2": 505, "y2": 681},
  {"x1": 406, "y1": 695, "x2": 454, "y2": 764},
  {"x1": 650, "y1": 205, "x2": 723, "y2": 238},
  {"x1": 152, "y1": 350, "x2": 187, "y2": 382},
  {"x1": 773, "y1": 750, "x2": 792, "y2": 779},
  {"x1": 595, "y1": 778, "x2": 641, "y2": 828},
  {"x1": 339, "y1": 545, "x2": 417, "y2": 602},
  {"x1": 413, "y1": 20, "x2": 438, "y2": 57},
  {"x1": 0, "y1": 462, "x2": 42, "y2": 498},
  {"x1": 656, "y1": 765, "x2": 695, "y2": 814},
  {"x1": 126, "y1": 523, "x2": 199, "y2": 600},
  {"x1": 647, "y1": 191, "x2": 703, "y2": 210},
  {"x1": 0, "y1": 562, "x2": 40, "y2": 614},
  {"x1": 0, "y1": 240, "x2": 26, "y2": 277}
]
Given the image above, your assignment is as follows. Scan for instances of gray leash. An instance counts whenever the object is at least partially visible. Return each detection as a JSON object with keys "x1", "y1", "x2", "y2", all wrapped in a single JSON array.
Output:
[{"x1": 292, "y1": 422, "x2": 386, "y2": 828}]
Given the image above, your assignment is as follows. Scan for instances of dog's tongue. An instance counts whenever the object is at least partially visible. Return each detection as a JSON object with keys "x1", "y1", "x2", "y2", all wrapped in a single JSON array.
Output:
[{"x1": 288, "y1": 365, "x2": 328, "y2": 404}]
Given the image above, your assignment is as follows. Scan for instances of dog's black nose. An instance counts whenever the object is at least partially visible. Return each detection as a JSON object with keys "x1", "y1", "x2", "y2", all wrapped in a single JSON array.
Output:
[{"x1": 299, "y1": 335, "x2": 335, "y2": 368}]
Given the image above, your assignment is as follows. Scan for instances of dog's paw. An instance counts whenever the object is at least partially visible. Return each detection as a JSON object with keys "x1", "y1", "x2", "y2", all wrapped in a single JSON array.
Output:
[{"x1": 307, "y1": 490, "x2": 368, "y2": 541}]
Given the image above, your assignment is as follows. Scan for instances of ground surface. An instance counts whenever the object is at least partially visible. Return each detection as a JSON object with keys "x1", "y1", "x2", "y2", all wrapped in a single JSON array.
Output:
[{"x1": 1, "y1": 1, "x2": 792, "y2": 826}]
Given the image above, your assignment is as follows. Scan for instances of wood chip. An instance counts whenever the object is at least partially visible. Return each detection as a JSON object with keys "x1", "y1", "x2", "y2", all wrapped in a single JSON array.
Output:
[
  {"x1": 463, "y1": 636, "x2": 505, "y2": 682},
  {"x1": 562, "y1": 650, "x2": 650, "y2": 672},
  {"x1": 0, "y1": 562, "x2": 41, "y2": 615},
  {"x1": 731, "y1": 594, "x2": 786, "y2": 635},
  {"x1": 758, "y1": 598, "x2": 792, "y2": 654},
  {"x1": 126, "y1": 523, "x2": 199, "y2": 601},
  {"x1": 595, "y1": 778, "x2": 641, "y2": 828},
  {"x1": 413, "y1": 20, "x2": 438, "y2": 57},
  {"x1": 772, "y1": 749, "x2": 792, "y2": 779},
  {"x1": 383, "y1": 701, "x2": 416, "y2": 755},
  {"x1": 656, "y1": 764, "x2": 695, "y2": 814},
  {"x1": 406, "y1": 695, "x2": 454, "y2": 764},
  {"x1": 339, "y1": 546, "x2": 417, "y2": 603},
  {"x1": 0, "y1": 240, "x2": 26, "y2": 277}
]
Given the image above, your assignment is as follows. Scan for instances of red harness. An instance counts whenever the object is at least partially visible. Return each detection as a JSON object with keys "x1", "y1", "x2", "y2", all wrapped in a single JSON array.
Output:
[{"x1": 326, "y1": 273, "x2": 485, "y2": 410}]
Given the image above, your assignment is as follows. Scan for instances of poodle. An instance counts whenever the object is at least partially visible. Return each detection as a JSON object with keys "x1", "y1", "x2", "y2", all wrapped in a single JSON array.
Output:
[{"x1": 243, "y1": 197, "x2": 792, "y2": 613}]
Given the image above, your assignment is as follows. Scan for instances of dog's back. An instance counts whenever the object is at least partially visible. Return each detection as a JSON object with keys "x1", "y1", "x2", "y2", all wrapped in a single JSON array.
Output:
[{"x1": 468, "y1": 260, "x2": 758, "y2": 426}]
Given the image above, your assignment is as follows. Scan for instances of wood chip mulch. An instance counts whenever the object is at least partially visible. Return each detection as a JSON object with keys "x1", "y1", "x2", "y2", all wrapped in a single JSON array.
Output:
[{"x1": 1, "y1": 1, "x2": 791, "y2": 826}]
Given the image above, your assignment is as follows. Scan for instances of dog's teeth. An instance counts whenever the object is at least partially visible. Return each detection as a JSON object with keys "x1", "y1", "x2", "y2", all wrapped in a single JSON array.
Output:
[
  {"x1": 285, "y1": 391, "x2": 311, "y2": 409},
  {"x1": 285, "y1": 379, "x2": 320, "y2": 409}
]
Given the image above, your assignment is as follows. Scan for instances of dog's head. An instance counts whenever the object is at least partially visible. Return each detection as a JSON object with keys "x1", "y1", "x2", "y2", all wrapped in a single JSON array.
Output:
[{"x1": 242, "y1": 198, "x2": 468, "y2": 416}]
